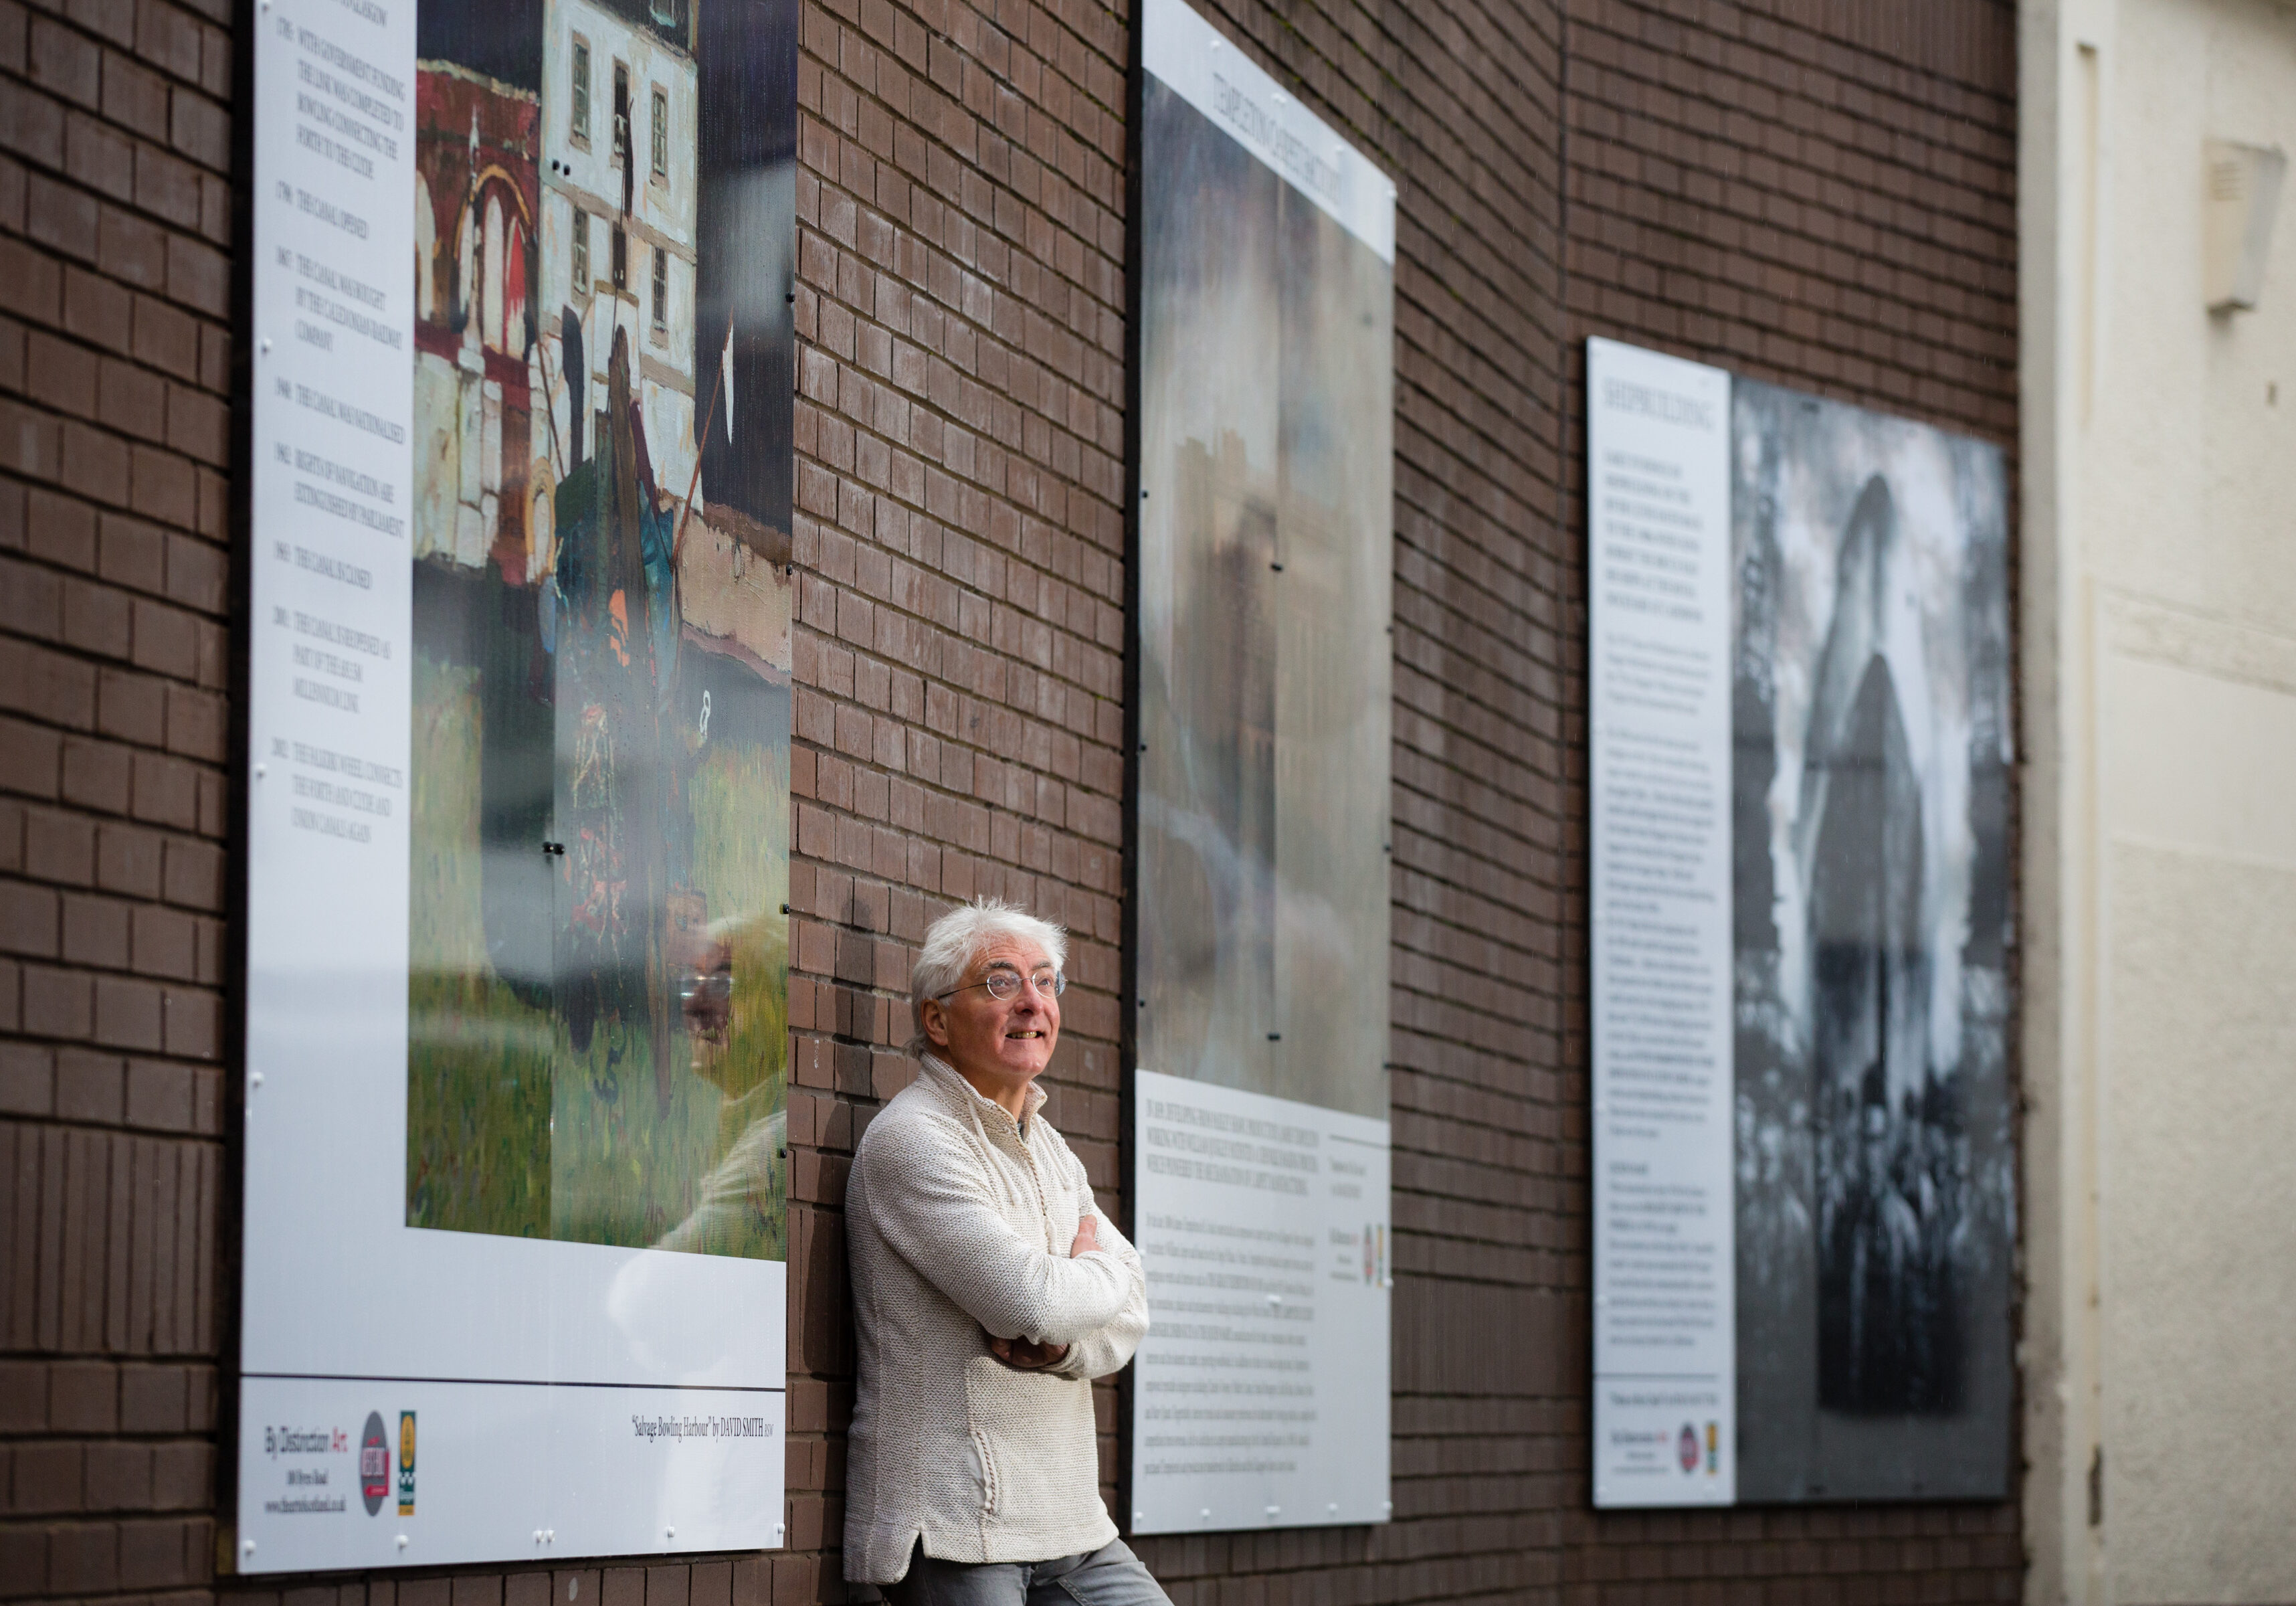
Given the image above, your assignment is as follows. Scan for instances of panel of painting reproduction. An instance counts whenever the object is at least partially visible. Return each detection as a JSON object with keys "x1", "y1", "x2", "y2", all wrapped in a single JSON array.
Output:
[{"x1": 403, "y1": 0, "x2": 793, "y2": 1260}]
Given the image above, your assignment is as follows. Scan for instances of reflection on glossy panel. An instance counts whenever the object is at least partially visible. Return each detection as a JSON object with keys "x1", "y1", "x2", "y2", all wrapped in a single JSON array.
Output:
[
  {"x1": 1137, "y1": 78, "x2": 1393, "y2": 1120},
  {"x1": 1729, "y1": 378, "x2": 2012, "y2": 1499},
  {"x1": 403, "y1": 0, "x2": 793, "y2": 1261}
]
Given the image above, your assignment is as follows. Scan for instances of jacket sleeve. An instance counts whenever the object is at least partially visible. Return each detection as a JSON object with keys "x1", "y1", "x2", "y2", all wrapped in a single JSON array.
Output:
[
  {"x1": 1051, "y1": 1185, "x2": 1149, "y2": 1382},
  {"x1": 860, "y1": 1112, "x2": 1136, "y2": 1346}
]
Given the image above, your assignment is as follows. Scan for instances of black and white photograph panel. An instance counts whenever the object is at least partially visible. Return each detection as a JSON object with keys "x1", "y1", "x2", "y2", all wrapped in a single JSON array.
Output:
[{"x1": 1729, "y1": 380, "x2": 2014, "y2": 1501}]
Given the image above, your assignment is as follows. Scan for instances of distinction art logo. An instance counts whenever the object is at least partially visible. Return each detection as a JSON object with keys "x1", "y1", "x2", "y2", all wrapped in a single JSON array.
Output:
[{"x1": 359, "y1": 1413, "x2": 389, "y2": 1516}]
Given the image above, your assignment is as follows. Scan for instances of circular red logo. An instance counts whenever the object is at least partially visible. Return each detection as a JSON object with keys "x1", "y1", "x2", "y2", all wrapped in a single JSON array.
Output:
[
  {"x1": 359, "y1": 1411, "x2": 389, "y2": 1515},
  {"x1": 1678, "y1": 1423, "x2": 1700, "y2": 1473}
]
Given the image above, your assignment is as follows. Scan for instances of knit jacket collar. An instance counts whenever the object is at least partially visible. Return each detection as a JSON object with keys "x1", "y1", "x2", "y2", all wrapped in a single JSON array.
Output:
[{"x1": 917, "y1": 1051, "x2": 1046, "y2": 1134}]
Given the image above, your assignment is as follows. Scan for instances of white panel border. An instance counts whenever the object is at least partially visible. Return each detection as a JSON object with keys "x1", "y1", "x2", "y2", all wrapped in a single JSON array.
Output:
[{"x1": 1141, "y1": 0, "x2": 1396, "y2": 263}]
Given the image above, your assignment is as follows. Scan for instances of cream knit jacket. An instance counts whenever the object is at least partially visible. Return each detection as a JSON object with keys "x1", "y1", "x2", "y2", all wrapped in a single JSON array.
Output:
[{"x1": 843, "y1": 1055, "x2": 1149, "y2": 1584}]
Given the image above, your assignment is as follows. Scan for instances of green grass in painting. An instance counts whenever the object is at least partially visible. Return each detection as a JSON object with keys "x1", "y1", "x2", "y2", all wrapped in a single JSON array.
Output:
[
  {"x1": 405, "y1": 656, "x2": 553, "y2": 1238},
  {"x1": 405, "y1": 652, "x2": 789, "y2": 1262}
]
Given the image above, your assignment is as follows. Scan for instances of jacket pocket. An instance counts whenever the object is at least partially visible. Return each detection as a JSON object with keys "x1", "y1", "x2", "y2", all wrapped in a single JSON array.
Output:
[{"x1": 961, "y1": 1352, "x2": 1098, "y2": 1523}]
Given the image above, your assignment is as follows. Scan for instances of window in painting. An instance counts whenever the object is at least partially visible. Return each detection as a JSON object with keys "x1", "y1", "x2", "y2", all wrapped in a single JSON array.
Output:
[{"x1": 570, "y1": 37, "x2": 591, "y2": 144}]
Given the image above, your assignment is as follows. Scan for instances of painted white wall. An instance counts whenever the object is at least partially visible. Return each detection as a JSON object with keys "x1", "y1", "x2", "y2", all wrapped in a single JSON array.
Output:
[{"x1": 2021, "y1": 3, "x2": 2296, "y2": 1603}]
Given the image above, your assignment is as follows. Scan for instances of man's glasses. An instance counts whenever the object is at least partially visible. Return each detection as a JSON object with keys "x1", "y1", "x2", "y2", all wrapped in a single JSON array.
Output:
[{"x1": 937, "y1": 967, "x2": 1066, "y2": 1003}]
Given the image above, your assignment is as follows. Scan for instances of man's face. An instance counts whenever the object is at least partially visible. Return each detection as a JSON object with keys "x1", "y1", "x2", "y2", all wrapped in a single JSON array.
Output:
[{"x1": 923, "y1": 935, "x2": 1062, "y2": 1091}]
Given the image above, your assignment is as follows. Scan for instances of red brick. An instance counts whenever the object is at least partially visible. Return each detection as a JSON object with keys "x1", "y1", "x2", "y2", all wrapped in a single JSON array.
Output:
[
  {"x1": 166, "y1": 89, "x2": 224, "y2": 171},
  {"x1": 99, "y1": 510, "x2": 166, "y2": 594},
  {"x1": 20, "y1": 962, "x2": 92, "y2": 1038},
  {"x1": 26, "y1": 487, "x2": 96, "y2": 573},
  {"x1": 115, "y1": 1365, "x2": 181, "y2": 1433},
  {"x1": 63, "y1": 109, "x2": 133, "y2": 203},
  {"x1": 149, "y1": 1441, "x2": 206, "y2": 1510},
  {"x1": 134, "y1": 2, "x2": 201, "y2": 84},
  {"x1": 58, "y1": 893, "x2": 127, "y2": 968},
  {"x1": 24, "y1": 331, "x2": 96, "y2": 421},
  {"x1": 116, "y1": 1514, "x2": 193, "y2": 1587},
  {"x1": 0, "y1": 238, "x2": 62, "y2": 325},
  {"x1": 0, "y1": 882, "x2": 59, "y2": 960},
  {"x1": 29, "y1": 18, "x2": 100, "y2": 110},
  {"x1": 101, "y1": 46, "x2": 169, "y2": 141},
  {"x1": 97, "y1": 197, "x2": 165, "y2": 287},
  {"x1": 128, "y1": 294, "x2": 195, "y2": 381},
  {"x1": 100, "y1": 355, "x2": 168, "y2": 442},
  {"x1": 46, "y1": 1519, "x2": 119, "y2": 1593},
  {"x1": 0, "y1": 1042, "x2": 53, "y2": 1116},
  {"x1": 153, "y1": 837, "x2": 212, "y2": 911},
  {"x1": 90, "y1": 972, "x2": 161, "y2": 1049},
  {"x1": 58, "y1": 739, "x2": 129, "y2": 818},
  {"x1": 122, "y1": 1058, "x2": 188, "y2": 1130},
  {"x1": 27, "y1": 171, "x2": 100, "y2": 262}
]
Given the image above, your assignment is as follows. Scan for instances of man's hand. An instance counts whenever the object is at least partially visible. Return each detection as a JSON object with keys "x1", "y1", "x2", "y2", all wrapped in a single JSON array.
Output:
[
  {"x1": 985, "y1": 1213, "x2": 1103, "y2": 1370},
  {"x1": 987, "y1": 1333, "x2": 1068, "y2": 1369}
]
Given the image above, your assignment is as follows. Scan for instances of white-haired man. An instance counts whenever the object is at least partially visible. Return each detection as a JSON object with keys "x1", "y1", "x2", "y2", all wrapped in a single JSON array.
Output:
[{"x1": 844, "y1": 898, "x2": 1164, "y2": 1605}]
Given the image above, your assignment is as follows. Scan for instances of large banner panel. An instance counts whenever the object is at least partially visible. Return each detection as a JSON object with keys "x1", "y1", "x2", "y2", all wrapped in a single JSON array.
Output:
[
  {"x1": 1130, "y1": 0, "x2": 1396, "y2": 1536},
  {"x1": 1588, "y1": 338, "x2": 2014, "y2": 1506},
  {"x1": 240, "y1": 0, "x2": 795, "y2": 1572}
]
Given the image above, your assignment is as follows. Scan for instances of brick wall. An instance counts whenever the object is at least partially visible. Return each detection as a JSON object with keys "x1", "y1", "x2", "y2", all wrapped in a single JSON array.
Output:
[
  {"x1": 0, "y1": 1, "x2": 2024, "y2": 1605},
  {"x1": 0, "y1": 0, "x2": 238, "y2": 1601},
  {"x1": 779, "y1": 0, "x2": 1134, "y2": 1587}
]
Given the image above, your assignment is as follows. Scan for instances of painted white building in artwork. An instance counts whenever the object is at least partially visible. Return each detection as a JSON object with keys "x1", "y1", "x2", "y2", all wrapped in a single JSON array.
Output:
[{"x1": 532, "y1": 0, "x2": 701, "y2": 580}]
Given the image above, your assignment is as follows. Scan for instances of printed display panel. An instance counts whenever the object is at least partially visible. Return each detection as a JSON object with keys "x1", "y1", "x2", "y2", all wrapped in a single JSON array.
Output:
[
  {"x1": 1587, "y1": 339, "x2": 1737, "y2": 1508},
  {"x1": 1131, "y1": 1073, "x2": 1392, "y2": 1532},
  {"x1": 1588, "y1": 339, "x2": 2014, "y2": 1506},
  {"x1": 240, "y1": 0, "x2": 794, "y2": 1572},
  {"x1": 1131, "y1": 0, "x2": 1396, "y2": 1535}
]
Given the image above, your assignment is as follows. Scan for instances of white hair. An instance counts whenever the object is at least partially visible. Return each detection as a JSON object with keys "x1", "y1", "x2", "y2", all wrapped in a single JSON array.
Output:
[{"x1": 909, "y1": 897, "x2": 1068, "y2": 1053}]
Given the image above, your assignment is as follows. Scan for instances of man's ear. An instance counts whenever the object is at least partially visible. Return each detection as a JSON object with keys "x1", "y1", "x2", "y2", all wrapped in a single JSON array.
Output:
[{"x1": 920, "y1": 997, "x2": 951, "y2": 1048}]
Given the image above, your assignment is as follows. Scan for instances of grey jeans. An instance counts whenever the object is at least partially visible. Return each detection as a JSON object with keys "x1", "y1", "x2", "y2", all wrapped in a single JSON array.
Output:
[{"x1": 882, "y1": 1540, "x2": 1171, "y2": 1606}]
